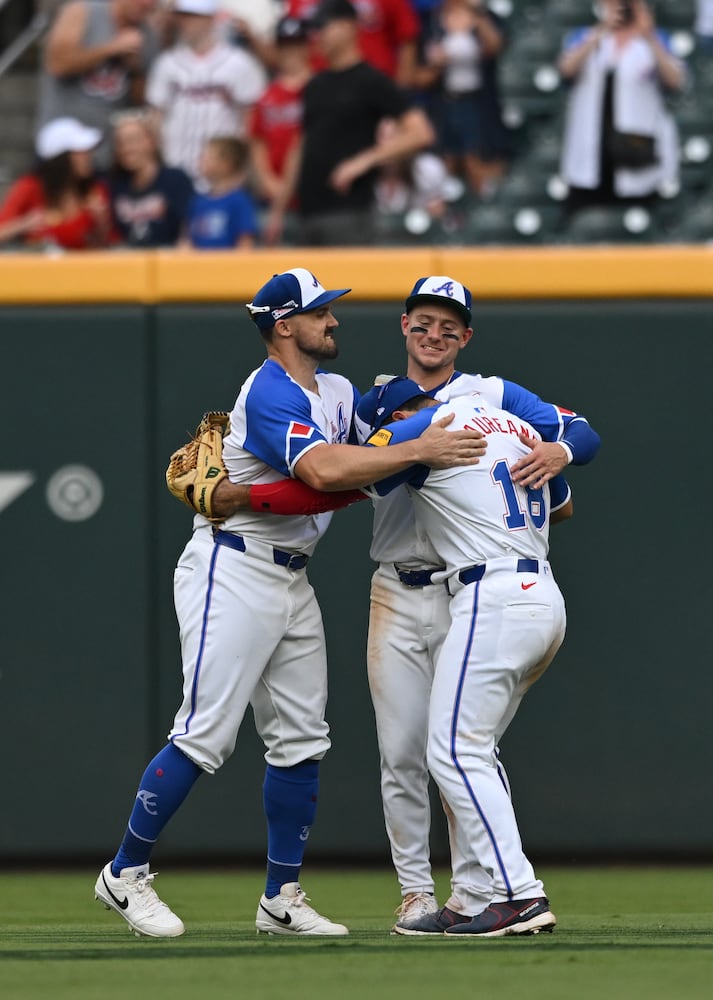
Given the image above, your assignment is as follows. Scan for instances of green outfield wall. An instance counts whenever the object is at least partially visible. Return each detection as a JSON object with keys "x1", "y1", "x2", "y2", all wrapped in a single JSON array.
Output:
[{"x1": 1, "y1": 250, "x2": 711, "y2": 863}]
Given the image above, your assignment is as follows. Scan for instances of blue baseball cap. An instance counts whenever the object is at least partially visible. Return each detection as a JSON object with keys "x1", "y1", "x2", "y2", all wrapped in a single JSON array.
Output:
[
  {"x1": 358, "y1": 376, "x2": 431, "y2": 430},
  {"x1": 405, "y1": 275, "x2": 472, "y2": 326},
  {"x1": 246, "y1": 268, "x2": 351, "y2": 331}
]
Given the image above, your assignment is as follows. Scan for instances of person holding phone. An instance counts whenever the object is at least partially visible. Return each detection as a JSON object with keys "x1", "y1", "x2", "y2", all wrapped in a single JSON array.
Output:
[{"x1": 557, "y1": 0, "x2": 685, "y2": 215}]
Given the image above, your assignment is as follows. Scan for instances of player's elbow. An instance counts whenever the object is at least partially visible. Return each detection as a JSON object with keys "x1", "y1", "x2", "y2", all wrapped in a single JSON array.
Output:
[
  {"x1": 551, "y1": 498, "x2": 574, "y2": 525},
  {"x1": 293, "y1": 446, "x2": 349, "y2": 492}
]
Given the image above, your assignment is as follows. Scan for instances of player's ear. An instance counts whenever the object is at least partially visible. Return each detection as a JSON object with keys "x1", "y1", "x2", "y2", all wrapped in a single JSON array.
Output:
[
  {"x1": 460, "y1": 326, "x2": 474, "y2": 348},
  {"x1": 400, "y1": 313, "x2": 410, "y2": 338}
]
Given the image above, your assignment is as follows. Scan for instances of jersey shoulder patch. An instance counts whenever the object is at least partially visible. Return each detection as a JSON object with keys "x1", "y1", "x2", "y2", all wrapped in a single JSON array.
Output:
[{"x1": 367, "y1": 428, "x2": 393, "y2": 447}]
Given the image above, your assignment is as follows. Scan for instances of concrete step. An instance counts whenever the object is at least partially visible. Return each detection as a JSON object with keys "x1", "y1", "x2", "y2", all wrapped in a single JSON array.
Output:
[
  {"x1": 0, "y1": 71, "x2": 39, "y2": 112},
  {"x1": 2, "y1": 110, "x2": 35, "y2": 145},
  {"x1": 0, "y1": 146, "x2": 35, "y2": 181}
]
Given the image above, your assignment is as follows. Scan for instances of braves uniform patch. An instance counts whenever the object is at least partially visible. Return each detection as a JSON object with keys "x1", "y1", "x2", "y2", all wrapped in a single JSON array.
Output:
[{"x1": 367, "y1": 428, "x2": 393, "y2": 447}]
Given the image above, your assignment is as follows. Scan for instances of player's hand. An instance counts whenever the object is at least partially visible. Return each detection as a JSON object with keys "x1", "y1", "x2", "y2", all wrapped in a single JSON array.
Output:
[
  {"x1": 510, "y1": 435, "x2": 568, "y2": 489},
  {"x1": 210, "y1": 479, "x2": 252, "y2": 519},
  {"x1": 415, "y1": 413, "x2": 487, "y2": 469}
]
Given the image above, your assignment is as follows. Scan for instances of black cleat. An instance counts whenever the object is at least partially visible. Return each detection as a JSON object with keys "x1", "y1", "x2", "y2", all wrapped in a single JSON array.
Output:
[
  {"x1": 393, "y1": 905, "x2": 473, "y2": 936},
  {"x1": 444, "y1": 897, "x2": 556, "y2": 937}
]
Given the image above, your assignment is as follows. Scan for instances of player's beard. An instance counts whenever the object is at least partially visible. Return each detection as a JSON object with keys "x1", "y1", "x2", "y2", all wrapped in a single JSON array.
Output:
[{"x1": 296, "y1": 330, "x2": 339, "y2": 362}]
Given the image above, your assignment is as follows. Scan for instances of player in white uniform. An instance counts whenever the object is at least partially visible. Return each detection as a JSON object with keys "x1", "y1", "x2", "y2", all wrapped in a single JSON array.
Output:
[
  {"x1": 365, "y1": 378, "x2": 574, "y2": 935},
  {"x1": 205, "y1": 274, "x2": 600, "y2": 932},
  {"x1": 146, "y1": 0, "x2": 266, "y2": 180},
  {"x1": 94, "y1": 268, "x2": 486, "y2": 939},
  {"x1": 356, "y1": 277, "x2": 600, "y2": 929}
]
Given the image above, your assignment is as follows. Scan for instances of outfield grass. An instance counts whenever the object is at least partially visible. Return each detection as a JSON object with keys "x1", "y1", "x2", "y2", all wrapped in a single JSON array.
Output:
[{"x1": 1, "y1": 867, "x2": 712, "y2": 1000}]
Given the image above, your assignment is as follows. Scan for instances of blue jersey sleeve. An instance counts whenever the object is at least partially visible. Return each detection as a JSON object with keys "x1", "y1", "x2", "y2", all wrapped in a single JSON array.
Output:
[
  {"x1": 501, "y1": 379, "x2": 600, "y2": 465},
  {"x1": 364, "y1": 407, "x2": 434, "y2": 496},
  {"x1": 243, "y1": 367, "x2": 328, "y2": 475},
  {"x1": 549, "y1": 474, "x2": 571, "y2": 512}
]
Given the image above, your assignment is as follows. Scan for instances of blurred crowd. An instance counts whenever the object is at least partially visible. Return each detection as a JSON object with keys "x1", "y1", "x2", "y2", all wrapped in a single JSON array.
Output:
[{"x1": 0, "y1": 0, "x2": 708, "y2": 250}]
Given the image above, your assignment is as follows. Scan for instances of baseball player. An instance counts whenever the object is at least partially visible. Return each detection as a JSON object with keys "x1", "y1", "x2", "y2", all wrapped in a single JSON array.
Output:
[
  {"x1": 206, "y1": 274, "x2": 600, "y2": 931},
  {"x1": 363, "y1": 378, "x2": 573, "y2": 935},
  {"x1": 146, "y1": 0, "x2": 267, "y2": 180},
  {"x1": 94, "y1": 267, "x2": 486, "y2": 939},
  {"x1": 355, "y1": 276, "x2": 600, "y2": 930}
]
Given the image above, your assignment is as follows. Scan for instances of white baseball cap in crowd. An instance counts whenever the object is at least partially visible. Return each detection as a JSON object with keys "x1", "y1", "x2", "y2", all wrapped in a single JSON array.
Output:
[
  {"x1": 35, "y1": 117, "x2": 102, "y2": 160},
  {"x1": 174, "y1": 0, "x2": 218, "y2": 14}
]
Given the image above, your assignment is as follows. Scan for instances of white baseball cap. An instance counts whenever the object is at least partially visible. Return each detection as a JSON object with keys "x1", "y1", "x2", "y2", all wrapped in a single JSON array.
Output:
[
  {"x1": 174, "y1": 0, "x2": 218, "y2": 14},
  {"x1": 35, "y1": 117, "x2": 102, "y2": 160}
]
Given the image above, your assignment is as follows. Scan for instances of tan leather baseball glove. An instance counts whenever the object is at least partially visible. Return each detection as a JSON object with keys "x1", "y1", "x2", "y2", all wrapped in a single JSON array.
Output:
[{"x1": 165, "y1": 411, "x2": 230, "y2": 521}]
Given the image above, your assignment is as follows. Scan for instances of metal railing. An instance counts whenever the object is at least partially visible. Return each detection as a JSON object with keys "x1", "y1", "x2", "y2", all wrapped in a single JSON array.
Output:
[{"x1": 0, "y1": 1, "x2": 56, "y2": 81}]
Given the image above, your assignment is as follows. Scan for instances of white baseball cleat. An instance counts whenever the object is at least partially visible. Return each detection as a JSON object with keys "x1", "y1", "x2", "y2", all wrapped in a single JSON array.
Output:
[
  {"x1": 255, "y1": 882, "x2": 349, "y2": 936},
  {"x1": 392, "y1": 892, "x2": 439, "y2": 931},
  {"x1": 94, "y1": 862, "x2": 185, "y2": 938}
]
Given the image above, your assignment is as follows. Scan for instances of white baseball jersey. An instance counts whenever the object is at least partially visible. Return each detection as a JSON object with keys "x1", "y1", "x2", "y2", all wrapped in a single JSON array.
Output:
[
  {"x1": 369, "y1": 394, "x2": 569, "y2": 904},
  {"x1": 368, "y1": 394, "x2": 570, "y2": 576},
  {"x1": 170, "y1": 359, "x2": 356, "y2": 773},
  {"x1": 147, "y1": 42, "x2": 267, "y2": 178},
  {"x1": 365, "y1": 372, "x2": 578, "y2": 569},
  {"x1": 218, "y1": 359, "x2": 358, "y2": 555}
]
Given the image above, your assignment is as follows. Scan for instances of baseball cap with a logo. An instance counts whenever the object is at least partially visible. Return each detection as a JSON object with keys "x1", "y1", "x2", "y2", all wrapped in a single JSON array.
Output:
[
  {"x1": 35, "y1": 117, "x2": 102, "y2": 160},
  {"x1": 405, "y1": 275, "x2": 473, "y2": 326},
  {"x1": 367, "y1": 376, "x2": 433, "y2": 431},
  {"x1": 357, "y1": 375, "x2": 432, "y2": 430},
  {"x1": 174, "y1": 0, "x2": 218, "y2": 15},
  {"x1": 275, "y1": 16, "x2": 310, "y2": 43},
  {"x1": 246, "y1": 268, "x2": 351, "y2": 330}
]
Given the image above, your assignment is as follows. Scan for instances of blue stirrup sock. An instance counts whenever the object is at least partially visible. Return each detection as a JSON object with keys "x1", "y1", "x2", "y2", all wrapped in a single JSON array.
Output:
[
  {"x1": 263, "y1": 760, "x2": 320, "y2": 898},
  {"x1": 111, "y1": 743, "x2": 203, "y2": 876}
]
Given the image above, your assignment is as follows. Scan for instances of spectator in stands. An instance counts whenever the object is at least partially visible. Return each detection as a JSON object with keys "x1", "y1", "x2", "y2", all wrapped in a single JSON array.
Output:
[
  {"x1": 0, "y1": 117, "x2": 113, "y2": 250},
  {"x1": 247, "y1": 17, "x2": 312, "y2": 210},
  {"x1": 36, "y1": 0, "x2": 159, "y2": 171},
  {"x1": 415, "y1": 0, "x2": 510, "y2": 199},
  {"x1": 278, "y1": 0, "x2": 420, "y2": 84},
  {"x1": 109, "y1": 108, "x2": 194, "y2": 246},
  {"x1": 696, "y1": 0, "x2": 713, "y2": 53},
  {"x1": 558, "y1": 0, "x2": 684, "y2": 215},
  {"x1": 186, "y1": 136, "x2": 259, "y2": 247},
  {"x1": 350, "y1": 0, "x2": 421, "y2": 84},
  {"x1": 265, "y1": 0, "x2": 435, "y2": 246},
  {"x1": 146, "y1": 0, "x2": 267, "y2": 181},
  {"x1": 374, "y1": 115, "x2": 459, "y2": 223}
]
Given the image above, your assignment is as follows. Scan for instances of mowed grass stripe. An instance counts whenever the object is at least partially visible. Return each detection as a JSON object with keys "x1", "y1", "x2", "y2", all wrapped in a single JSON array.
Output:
[{"x1": 0, "y1": 868, "x2": 712, "y2": 1000}]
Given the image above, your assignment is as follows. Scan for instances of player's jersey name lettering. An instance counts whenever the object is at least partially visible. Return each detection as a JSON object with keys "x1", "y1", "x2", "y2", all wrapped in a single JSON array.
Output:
[{"x1": 463, "y1": 415, "x2": 536, "y2": 440}]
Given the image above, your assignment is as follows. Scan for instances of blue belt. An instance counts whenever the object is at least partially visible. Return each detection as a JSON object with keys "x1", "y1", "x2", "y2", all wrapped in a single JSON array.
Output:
[
  {"x1": 458, "y1": 558, "x2": 539, "y2": 586},
  {"x1": 395, "y1": 566, "x2": 444, "y2": 588},
  {"x1": 213, "y1": 528, "x2": 309, "y2": 570}
]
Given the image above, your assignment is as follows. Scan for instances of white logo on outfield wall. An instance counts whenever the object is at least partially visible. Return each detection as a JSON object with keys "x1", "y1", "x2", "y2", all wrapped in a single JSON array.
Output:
[
  {"x1": 0, "y1": 472, "x2": 35, "y2": 513},
  {"x1": 46, "y1": 465, "x2": 104, "y2": 522}
]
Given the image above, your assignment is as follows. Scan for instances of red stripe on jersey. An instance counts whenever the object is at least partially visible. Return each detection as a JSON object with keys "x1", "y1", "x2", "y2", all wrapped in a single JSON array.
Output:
[{"x1": 556, "y1": 405, "x2": 576, "y2": 415}]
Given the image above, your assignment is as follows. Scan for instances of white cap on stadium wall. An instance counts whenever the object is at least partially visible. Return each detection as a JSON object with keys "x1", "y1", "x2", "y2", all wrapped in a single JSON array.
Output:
[
  {"x1": 35, "y1": 117, "x2": 102, "y2": 160},
  {"x1": 246, "y1": 268, "x2": 351, "y2": 330},
  {"x1": 405, "y1": 275, "x2": 473, "y2": 326},
  {"x1": 174, "y1": 0, "x2": 218, "y2": 15}
]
